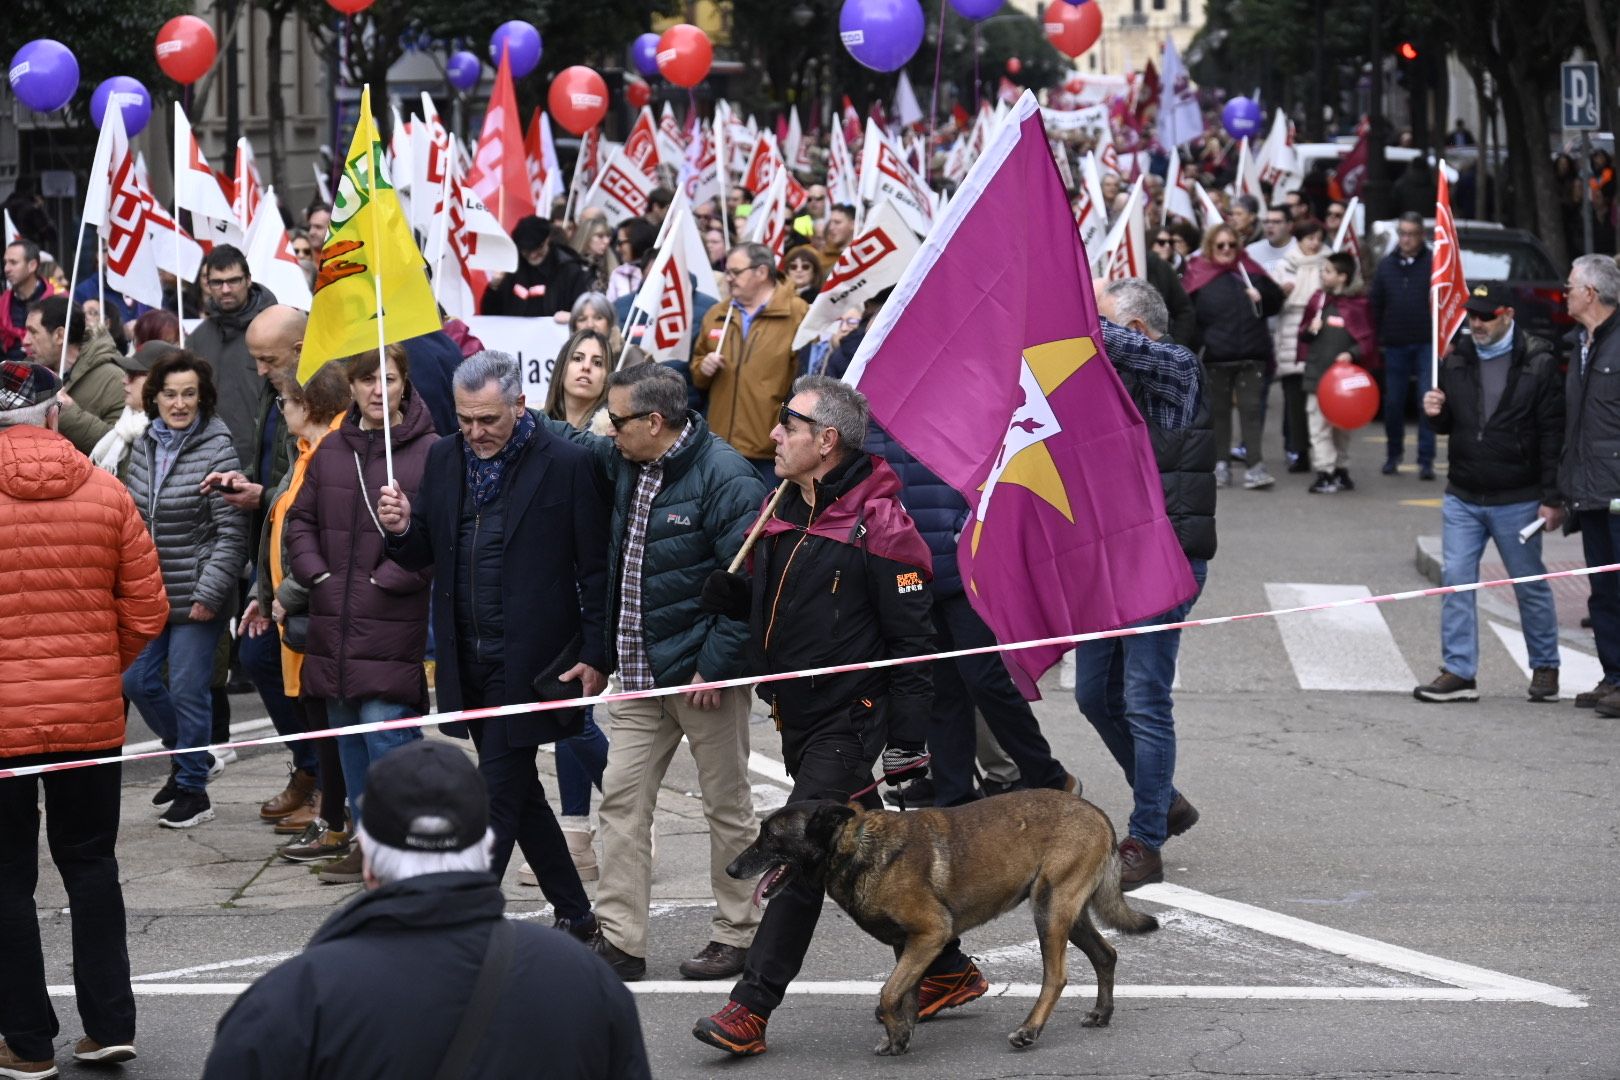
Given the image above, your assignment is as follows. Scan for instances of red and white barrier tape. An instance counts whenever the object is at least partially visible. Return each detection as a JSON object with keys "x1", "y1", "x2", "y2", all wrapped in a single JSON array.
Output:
[{"x1": 4, "y1": 561, "x2": 1614, "y2": 781}]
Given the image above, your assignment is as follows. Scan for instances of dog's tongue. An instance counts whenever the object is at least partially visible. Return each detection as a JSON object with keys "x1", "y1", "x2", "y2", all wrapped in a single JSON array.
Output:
[{"x1": 752, "y1": 866, "x2": 783, "y2": 908}]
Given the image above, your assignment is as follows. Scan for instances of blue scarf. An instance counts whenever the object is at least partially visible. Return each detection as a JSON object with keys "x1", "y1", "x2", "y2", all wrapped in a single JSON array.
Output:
[
  {"x1": 463, "y1": 408, "x2": 536, "y2": 509},
  {"x1": 1476, "y1": 322, "x2": 1515, "y2": 361}
]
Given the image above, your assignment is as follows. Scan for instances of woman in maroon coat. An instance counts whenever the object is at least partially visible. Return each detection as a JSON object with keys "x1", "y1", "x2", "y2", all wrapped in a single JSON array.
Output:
[{"x1": 285, "y1": 344, "x2": 438, "y2": 880}]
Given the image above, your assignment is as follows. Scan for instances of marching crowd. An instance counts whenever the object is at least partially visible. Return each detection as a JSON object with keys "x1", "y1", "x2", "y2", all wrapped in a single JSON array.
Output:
[{"x1": 6, "y1": 109, "x2": 1620, "y2": 1076}]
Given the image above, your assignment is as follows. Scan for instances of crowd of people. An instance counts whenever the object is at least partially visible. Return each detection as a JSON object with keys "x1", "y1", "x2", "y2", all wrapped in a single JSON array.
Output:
[{"x1": 6, "y1": 101, "x2": 1620, "y2": 1076}]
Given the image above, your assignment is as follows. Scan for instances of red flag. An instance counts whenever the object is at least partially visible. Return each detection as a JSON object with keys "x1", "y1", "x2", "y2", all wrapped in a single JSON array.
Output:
[
  {"x1": 1432, "y1": 169, "x2": 1469, "y2": 363},
  {"x1": 841, "y1": 96, "x2": 863, "y2": 148},
  {"x1": 1331, "y1": 116, "x2": 1370, "y2": 201},
  {"x1": 466, "y1": 46, "x2": 536, "y2": 231},
  {"x1": 844, "y1": 92, "x2": 1195, "y2": 698}
]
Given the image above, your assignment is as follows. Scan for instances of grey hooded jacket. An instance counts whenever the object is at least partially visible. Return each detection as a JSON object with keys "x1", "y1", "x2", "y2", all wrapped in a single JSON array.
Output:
[{"x1": 125, "y1": 415, "x2": 249, "y2": 623}]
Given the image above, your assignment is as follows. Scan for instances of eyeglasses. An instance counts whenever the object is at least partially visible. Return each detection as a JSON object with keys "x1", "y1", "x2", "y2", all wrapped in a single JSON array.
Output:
[
  {"x1": 1153, "y1": 236, "x2": 1173, "y2": 246},
  {"x1": 606, "y1": 409, "x2": 653, "y2": 431},
  {"x1": 724, "y1": 264, "x2": 761, "y2": 279},
  {"x1": 1213, "y1": 241, "x2": 1237, "y2": 252},
  {"x1": 778, "y1": 402, "x2": 819, "y2": 429},
  {"x1": 207, "y1": 274, "x2": 246, "y2": 289}
]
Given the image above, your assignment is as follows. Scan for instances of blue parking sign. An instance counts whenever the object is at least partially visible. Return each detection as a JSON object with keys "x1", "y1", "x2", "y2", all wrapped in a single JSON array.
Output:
[{"x1": 1563, "y1": 62, "x2": 1600, "y2": 132}]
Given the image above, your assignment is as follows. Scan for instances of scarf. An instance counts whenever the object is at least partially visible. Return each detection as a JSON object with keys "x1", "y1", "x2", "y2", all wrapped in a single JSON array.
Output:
[
  {"x1": 463, "y1": 408, "x2": 537, "y2": 509},
  {"x1": 149, "y1": 415, "x2": 201, "y2": 493},
  {"x1": 1181, "y1": 251, "x2": 1271, "y2": 295},
  {"x1": 1475, "y1": 322, "x2": 1516, "y2": 361},
  {"x1": 90, "y1": 406, "x2": 149, "y2": 475}
]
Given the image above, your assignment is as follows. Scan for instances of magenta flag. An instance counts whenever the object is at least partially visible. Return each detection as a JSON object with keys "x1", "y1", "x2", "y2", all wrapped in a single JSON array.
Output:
[{"x1": 845, "y1": 91, "x2": 1196, "y2": 699}]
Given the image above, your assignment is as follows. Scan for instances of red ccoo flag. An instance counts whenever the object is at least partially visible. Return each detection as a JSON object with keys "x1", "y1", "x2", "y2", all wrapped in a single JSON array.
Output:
[
  {"x1": 466, "y1": 45, "x2": 536, "y2": 231},
  {"x1": 1431, "y1": 167, "x2": 1469, "y2": 378}
]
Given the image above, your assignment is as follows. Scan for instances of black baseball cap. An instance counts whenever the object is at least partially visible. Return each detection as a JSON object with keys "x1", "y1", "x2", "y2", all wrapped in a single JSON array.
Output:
[
  {"x1": 1464, "y1": 281, "x2": 1512, "y2": 318},
  {"x1": 362, "y1": 741, "x2": 488, "y2": 852}
]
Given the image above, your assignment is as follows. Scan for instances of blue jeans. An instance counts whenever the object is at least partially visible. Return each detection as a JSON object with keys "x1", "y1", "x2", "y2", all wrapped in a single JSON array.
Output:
[
  {"x1": 123, "y1": 620, "x2": 228, "y2": 793},
  {"x1": 239, "y1": 622, "x2": 317, "y2": 774},
  {"x1": 327, "y1": 698, "x2": 422, "y2": 828},
  {"x1": 554, "y1": 707, "x2": 608, "y2": 818},
  {"x1": 1440, "y1": 494, "x2": 1559, "y2": 679},
  {"x1": 1381, "y1": 344, "x2": 1435, "y2": 467},
  {"x1": 1073, "y1": 558, "x2": 1207, "y2": 851}
]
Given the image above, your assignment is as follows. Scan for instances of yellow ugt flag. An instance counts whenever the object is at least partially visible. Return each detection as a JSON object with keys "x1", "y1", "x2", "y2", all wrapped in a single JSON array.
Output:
[{"x1": 299, "y1": 85, "x2": 438, "y2": 381}]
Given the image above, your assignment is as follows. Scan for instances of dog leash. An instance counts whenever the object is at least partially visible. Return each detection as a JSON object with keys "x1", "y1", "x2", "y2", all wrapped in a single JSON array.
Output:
[{"x1": 847, "y1": 752, "x2": 932, "y2": 807}]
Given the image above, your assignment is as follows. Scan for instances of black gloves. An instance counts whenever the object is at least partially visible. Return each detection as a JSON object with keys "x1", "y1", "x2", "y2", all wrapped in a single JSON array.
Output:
[{"x1": 700, "y1": 569, "x2": 751, "y2": 620}]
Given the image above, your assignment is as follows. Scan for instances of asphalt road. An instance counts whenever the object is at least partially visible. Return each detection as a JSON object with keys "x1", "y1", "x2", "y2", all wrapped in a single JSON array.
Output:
[{"x1": 30, "y1": 423, "x2": 1620, "y2": 1079}]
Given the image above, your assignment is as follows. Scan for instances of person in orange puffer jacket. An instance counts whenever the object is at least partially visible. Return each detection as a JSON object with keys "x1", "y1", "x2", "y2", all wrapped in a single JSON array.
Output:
[{"x1": 0, "y1": 360, "x2": 168, "y2": 1075}]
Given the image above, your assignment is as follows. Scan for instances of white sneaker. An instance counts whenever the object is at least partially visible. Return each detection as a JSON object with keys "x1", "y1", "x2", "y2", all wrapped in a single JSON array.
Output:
[
  {"x1": 214, "y1": 747, "x2": 238, "y2": 766},
  {"x1": 1214, "y1": 461, "x2": 1232, "y2": 488},
  {"x1": 1242, "y1": 464, "x2": 1275, "y2": 490}
]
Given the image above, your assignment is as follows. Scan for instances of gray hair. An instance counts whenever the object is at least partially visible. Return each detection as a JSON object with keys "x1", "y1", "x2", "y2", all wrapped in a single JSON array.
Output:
[
  {"x1": 1233, "y1": 194, "x2": 1260, "y2": 216},
  {"x1": 356, "y1": 823, "x2": 494, "y2": 886},
  {"x1": 0, "y1": 400, "x2": 57, "y2": 431},
  {"x1": 453, "y1": 350, "x2": 523, "y2": 404},
  {"x1": 731, "y1": 241, "x2": 778, "y2": 281},
  {"x1": 606, "y1": 363, "x2": 688, "y2": 423},
  {"x1": 1572, "y1": 254, "x2": 1620, "y2": 308},
  {"x1": 794, "y1": 374, "x2": 868, "y2": 456},
  {"x1": 1397, "y1": 210, "x2": 1425, "y2": 228},
  {"x1": 1102, "y1": 279, "x2": 1169, "y2": 338},
  {"x1": 570, "y1": 291, "x2": 617, "y2": 330}
]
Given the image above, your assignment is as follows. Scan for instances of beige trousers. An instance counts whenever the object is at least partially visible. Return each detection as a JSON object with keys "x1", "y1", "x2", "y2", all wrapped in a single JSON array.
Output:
[
  {"x1": 1307, "y1": 393, "x2": 1352, "y2": 472},
  {"x1": 594, "y1": 687, "x2": 760, "y2": 957}
]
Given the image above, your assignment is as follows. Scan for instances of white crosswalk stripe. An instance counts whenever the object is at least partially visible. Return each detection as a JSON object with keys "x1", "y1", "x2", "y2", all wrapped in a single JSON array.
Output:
[
  {"x1": 1487, "y1": 621, "x2": 1605, "y2": 700},
  {"x1": 1263, "y1": 583, "x2": 1419, "y2": 692}
]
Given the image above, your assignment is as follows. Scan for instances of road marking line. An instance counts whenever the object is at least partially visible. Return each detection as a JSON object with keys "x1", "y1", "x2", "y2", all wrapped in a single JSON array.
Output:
[
  {"x1": 1131, "y1": 883, "x2": 1584, "y2": 1007},
  {"x1": 1265, "y1": 583, "x2": 1418, "y2": 692},
  {"x1": 132, "y1": 953, "x2": 297, "y2": 982},
  {"x1": 1487, "y1": 621, "x2": 1604, "y2": 699},
  {"x1": 124, "y1": 718, "x2": 275, "y2": 757},
  {"x1": 1400, "y1": 498, "x2": 1444, "y2": 508},
  {"x1": 52, "y1": 982, "x2": 1576, "y2": 1004}
]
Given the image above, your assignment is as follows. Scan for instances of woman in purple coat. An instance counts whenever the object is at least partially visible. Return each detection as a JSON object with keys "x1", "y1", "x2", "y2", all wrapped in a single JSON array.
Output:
[{"x1": 285, "y1": 344, "x2": 439, "y2": 882}]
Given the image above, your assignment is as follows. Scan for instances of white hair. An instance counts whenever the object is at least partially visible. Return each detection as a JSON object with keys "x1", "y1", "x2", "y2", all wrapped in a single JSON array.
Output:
[
  {"x1": 0, "y1": 400, "x2": 58, "y2": 431},
  {"x1": 356, "y1": 824, "x2": 495, "y2": 885}
]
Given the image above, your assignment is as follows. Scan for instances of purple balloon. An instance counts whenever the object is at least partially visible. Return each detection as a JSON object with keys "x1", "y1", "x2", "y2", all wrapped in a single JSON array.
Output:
[
  {"x1": 630, "y1": 33, "x2": 661, "y2": 79},
  {"x1": 948, "y1": 0, "x2": 1002, "y2": 20},
  {"x1": 489, "y1": 20, "x2": 542, "y2": 79},
  {"x1": 8, "y1": 39, "x2": 79, "y2": 113},
  {"x1": 839, "y1": 0, "x2": 925, "y2": 74},
  {"x1": 90, "y1": 76, "x2": 152, "y2": 136},
  {"x1": 1221, "y1": 96, "x2": 1263, "y2": 140},
  {"x1": 447, "y1": 50, "x2": 481, "y2": 91}
]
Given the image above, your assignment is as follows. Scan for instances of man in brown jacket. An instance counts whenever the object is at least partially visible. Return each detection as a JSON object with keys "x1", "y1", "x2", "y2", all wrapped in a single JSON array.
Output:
[
  {"x1": 692, "y1": 243, "x2": 809, "y2": 483},
  {"x1": 0, "y1": 361, "x2": 168, "y2": 1076}
]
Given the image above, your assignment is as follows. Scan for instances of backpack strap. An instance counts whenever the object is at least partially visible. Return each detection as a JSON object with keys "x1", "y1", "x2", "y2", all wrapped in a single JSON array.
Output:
[{"x1": 432, "y1": 917, "x2": 516, "y2": 1080}]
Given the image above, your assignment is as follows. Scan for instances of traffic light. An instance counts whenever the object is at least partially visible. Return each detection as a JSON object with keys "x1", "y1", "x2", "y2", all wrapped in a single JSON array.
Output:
[{"x1": 1397, "y1": 41, "x2": 1419, "y2": 61}]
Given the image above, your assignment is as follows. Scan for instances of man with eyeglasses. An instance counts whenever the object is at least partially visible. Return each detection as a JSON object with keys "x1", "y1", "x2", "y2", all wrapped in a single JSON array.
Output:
[
  {"x1": 1416, "y1": 282, "x2": 1563, "y2": 705},
  {"x1": 1557, "y1": 255, "x2": 1620, "y2": 713},
  {"x1": 692, "y1": 376, "x2": 952, "y2": 1058},
  {"x1": 533, "y1": 363, "x2": 768, "y2": 984},
  {"x1": 1369, "y1": 211, "x2": 1437, "y2": 479},
  {"x1": 693, "y1": 242, "x2": 809, "y2": 484},
  {"x1": 188, "y1": 245, "x2": 279, "y2": 470}
]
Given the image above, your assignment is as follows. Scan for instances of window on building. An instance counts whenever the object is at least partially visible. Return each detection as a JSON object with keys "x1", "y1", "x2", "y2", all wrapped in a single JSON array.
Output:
[
  {"x1": 1153, "y1": 0, "x2": 1166, "y2": 9},
  {"x1": 1180, "y1": 0, "x2": 1190, "y2": 21},
  {"x1": 1133, "y1": 0, "x2": 1143, "y2": 12}
]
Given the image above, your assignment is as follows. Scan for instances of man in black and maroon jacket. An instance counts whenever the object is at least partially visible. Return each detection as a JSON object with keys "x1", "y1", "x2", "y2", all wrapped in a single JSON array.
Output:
[{"x1": 691, "y1": 374, "x2": 986, "y2": 1057}]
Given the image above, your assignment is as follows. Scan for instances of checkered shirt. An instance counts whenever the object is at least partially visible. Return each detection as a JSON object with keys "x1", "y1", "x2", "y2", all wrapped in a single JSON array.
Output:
[{"x1": 616, "y1": 420, "x2": 696, "y2": 691}]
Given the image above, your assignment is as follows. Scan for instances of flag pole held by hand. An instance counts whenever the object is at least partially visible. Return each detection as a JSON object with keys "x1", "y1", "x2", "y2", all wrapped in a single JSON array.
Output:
[{"x1": 728, "y1": 479, "x2": 789, "y2": 574}]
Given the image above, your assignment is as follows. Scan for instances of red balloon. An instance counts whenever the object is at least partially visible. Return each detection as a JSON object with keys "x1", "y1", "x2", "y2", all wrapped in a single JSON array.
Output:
[
  {"x1": 1006, "y1": 57, "x2": 1022, "y2": 76},
  {"x1": 656, "y1": 24, "x2": 713, "y2": 88},
  {"x1": 549, "y1": 66, "x2": 609, "y2": 136},
  {"x1": 625, "y1": 78, "x2": 651, "y2": 110},
  {"x1": 326, "y1": 0, "x2": 375, "y2": 13},
  {"x1": 1317, "y1": 362, "x2": 1381, "y2": 430},
  {"x1": 155, "y1": 16, "x2": 217, "y2": 85},
  {"x1": 1044, "y1": 1, "x2": 1102, "y2": 59}
]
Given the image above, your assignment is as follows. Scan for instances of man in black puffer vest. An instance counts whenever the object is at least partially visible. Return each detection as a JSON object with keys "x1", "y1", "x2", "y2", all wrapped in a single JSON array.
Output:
[
  {"x1": 1416, "y1": 282, "x2": 1564, "y2": 705},
  {"x1": 1074, "y1": 278, "x2": 1216, "y2": 891}
]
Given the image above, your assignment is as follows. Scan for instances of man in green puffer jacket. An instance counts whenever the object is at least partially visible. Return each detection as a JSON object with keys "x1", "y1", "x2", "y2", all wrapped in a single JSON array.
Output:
[
  {"x1": 23, "y1": 296, "x2": 124, "y2": 455},
  {"x1": 541, "y1": 362, "x2": 768, "y2": 985}
]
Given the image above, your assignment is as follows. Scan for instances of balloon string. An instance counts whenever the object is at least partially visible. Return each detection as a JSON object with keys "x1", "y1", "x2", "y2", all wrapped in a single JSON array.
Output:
[
  {"x1": 926, "y1": 0, "x2": 946, "y2": 185},
  {"x1": 972, "y1": 25, "x2": 981, "y2": 111}
]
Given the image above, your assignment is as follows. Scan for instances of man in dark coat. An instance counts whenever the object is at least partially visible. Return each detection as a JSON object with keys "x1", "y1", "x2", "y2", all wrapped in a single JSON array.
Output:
[
  {"x1": 187, "y1": 245, "x2": 278, "y2": 468},
  {"x1": 1369, "y1": 212, "x2": 1436, "y2": 477},
  {"x1": 379, "y1": 350, "x2": 609, "y2": 940},
  {"x1": 480, "y1": 217, "x2": 594, "y2": 318},
  {"x1": 202, "y1": 740, "x2": 650, "y2": 1079}
]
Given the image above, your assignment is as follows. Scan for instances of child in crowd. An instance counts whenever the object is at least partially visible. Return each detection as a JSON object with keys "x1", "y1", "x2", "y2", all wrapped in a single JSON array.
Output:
[{"x1": 1298, "y1": 251, "x2": 1378, "y2": 493}]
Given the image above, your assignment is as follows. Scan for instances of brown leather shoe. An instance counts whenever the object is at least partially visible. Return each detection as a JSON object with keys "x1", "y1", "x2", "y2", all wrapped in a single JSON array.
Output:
[
  {"x1": 1573, "y1": 679, "x2": 1617, "y2": 708},
  {"x1": 1594, "y1": 687, "x2": 1620, "y2": 718},
  {"x1": 679, "y1": 941, "x2": 748, "y2": 980},
  {"x1": 1166, "y1": 793, "x2": 1200, "y2": 837},
  {"x1": 273, "y1": 791, "x2": 321, "y2": 834},
  {"x1": 260, "y1": 766, "x2": 317, "y2": 821},
  {"x1": 1528, "y1": 667, "x2": 1559, "y2": 703},
  {"x1": 0, "y1": 1038, "x2": 57, "y2": 1076},
  {"x1": 1117, "y1": 836, "x2": 1164, "y2": 891}
]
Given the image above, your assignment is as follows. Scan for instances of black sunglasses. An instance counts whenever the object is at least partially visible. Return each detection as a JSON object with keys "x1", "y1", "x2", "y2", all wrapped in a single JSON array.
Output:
[
  {"x1": 778, "y1": 402, "x2": 819, "y2": 429},
  {"x1": 606, "y1": 410, "x2": 653, "y2": 431}
]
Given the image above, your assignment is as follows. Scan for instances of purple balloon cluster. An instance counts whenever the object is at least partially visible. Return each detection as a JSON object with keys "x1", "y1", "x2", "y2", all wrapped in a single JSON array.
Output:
[
  {"x1": 839, "y1": 0, "x2": 925, "y2": 73},
  {"x1": 630, "y1": 33, "x2": 661, "y2": 79},
  {"x1": 9, "y1": 39, "x2": 78, "y2": 113},
  {"x1": 1221, "y1": 96, "x2": 1263, "y2": 140},
  {"x1": 447, "y1": 50, "x2": 481, "y2": 91},
  {"x1": 91, "y1": 76, "x2": 152, "y2": 136}
]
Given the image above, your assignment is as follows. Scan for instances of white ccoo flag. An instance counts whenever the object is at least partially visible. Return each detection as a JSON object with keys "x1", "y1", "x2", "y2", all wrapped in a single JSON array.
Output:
[
  {"x1": 792, "y1": 200, "x2": 920, "y2": 350},
  {"x1": 243, "y1": 187, "x2": 312, "y2": 311}
]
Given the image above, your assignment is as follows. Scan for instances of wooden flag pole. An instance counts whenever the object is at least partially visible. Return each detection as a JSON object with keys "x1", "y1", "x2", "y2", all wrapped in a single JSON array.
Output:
[{"x1": 728, "y1": 480, "x2": 789, "y2": 573}]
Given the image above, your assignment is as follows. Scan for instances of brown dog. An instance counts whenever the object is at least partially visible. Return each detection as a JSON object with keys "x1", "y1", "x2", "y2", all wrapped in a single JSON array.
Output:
[{"x1": 727, "y1": 788, "x2": 1158, "y2": 1055}]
